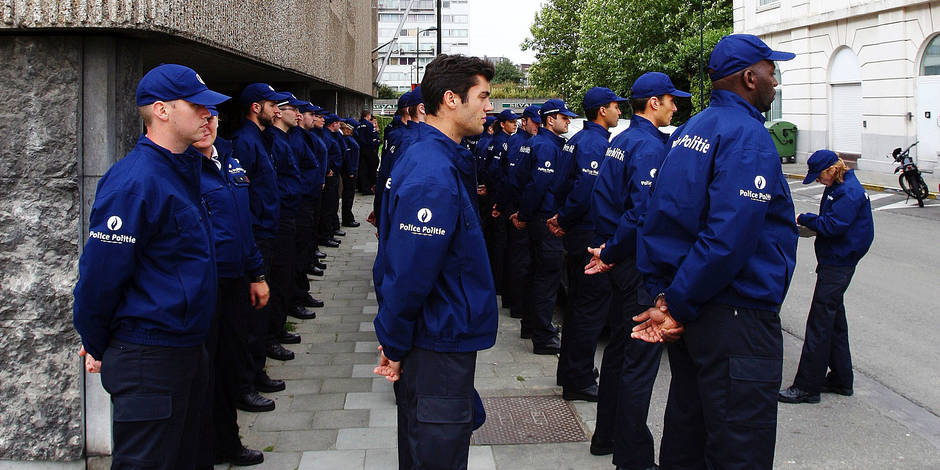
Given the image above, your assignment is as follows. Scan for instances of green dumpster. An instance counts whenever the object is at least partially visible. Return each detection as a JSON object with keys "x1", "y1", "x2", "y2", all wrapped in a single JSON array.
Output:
[{"x1": 766, "y1": 120, "x2": 797, "y2": 163}]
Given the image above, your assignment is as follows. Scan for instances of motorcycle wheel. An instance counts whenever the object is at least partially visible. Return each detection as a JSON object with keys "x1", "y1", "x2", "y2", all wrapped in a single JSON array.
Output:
[
  {"x1": 899, "y1": 173, "x2": 914, "y2": 198},
  {"x1": 904, "y1": 172, "x2": 928, "y2": 207}
]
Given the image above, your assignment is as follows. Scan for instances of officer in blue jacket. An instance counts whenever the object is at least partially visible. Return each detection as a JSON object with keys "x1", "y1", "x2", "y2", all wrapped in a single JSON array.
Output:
[
  {"x1": 484, "y1": 109, "x2": 520, "y2": 301},
  {"x1": 194, "y1": 105, "x2": 267, "y2": 467},
  {"x1": 298, "y1": 102, "x2": 330, "y2": 268},
  {"x1": 632, "y1": 34, "x2": 797, "y2": 469},
  {"x1": 779, "y1": 150, "x2": 874, "y2": 404},
  {"x1": 513, "y1": 98, "x2": 578, "y2": 354},
  {"x1": 231, "y1": 82, "x2": 292, "y2": 406},
  {"x1": 373, "y1": 54, "x2": 497, "y2": 470},
  {"x1": 356, "y1": 111, "x2": 381, "y2": 194},
  {"x1": 371, "y1": 91, "x2": 411, "y2": 227},
  {"x1": 583, "y1": 74, "x2": 690, "y2": 468},
  {"x1": 550, "y1": 87, "x2": 626, "y2": 402},
  {"x1": 341, "y1": 118, "x2": 362, "y2": 227},
  {"x1": 373, "y1": 89, "x2": 426, "y2": 229},
  {"x1": 504, "y1": 105, "x2": 541, "y2": 327},
  {"x1": 310, "y1": 110, "x2": 343, "y2": 248},
  {"x1": 289, "y1": 100, "x2": 328, "y2": 280},
  {"x1": 73, "y1": 64, "x2": 229, "y2": 469}
]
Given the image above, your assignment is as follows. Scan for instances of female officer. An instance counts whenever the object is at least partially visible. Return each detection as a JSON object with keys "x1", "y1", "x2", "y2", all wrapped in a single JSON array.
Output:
[{"x1": 779, "y1": 149, "x2": 874, "y2": 404}]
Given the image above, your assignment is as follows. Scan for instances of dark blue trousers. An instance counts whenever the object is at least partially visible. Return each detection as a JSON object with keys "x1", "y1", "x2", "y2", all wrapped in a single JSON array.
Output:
[
  {"x1": 592, "y1": 262, "x2": 643, "y2": 447},
  {"x1": 394, "y1": 348, "x2": 477, "y2": 470},
  {"x1": 659, "y1": 304, "x2": 783, "y2": 470},
  {"x1": 100, "y1": 341, "x2": 208, "y2": 469},
  {"x1": 527, "y1": 218, "x2": 563, "y2": 345},
  {"x1": 612, "y1": 337, "x2": 663, "y2": 469},
  {"x1": 251, "y1": 237, "x2": 275, "y2": 381},
  {"x1": 793, "y1": 264, "x2": 856, "y2": 393},
  {"x1": 268, "y1": 213, "x2": 296, "y2": 339},
  {"x1": 557, "y1": 228, "x2": 611, "y2": 389},
  {"x1": 507, "y1": 223, "x2": 533, "y2": 327}
]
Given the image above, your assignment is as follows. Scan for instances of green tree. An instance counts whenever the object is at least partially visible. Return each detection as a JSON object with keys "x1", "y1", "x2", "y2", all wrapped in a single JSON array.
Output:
[
  {"x1": 525, "y1": 0, "x2": 732, "y2": 123},
  {"x1": 521, "y1": 0, "x2": 581, "y2": 101},
  {"x1": 493, "y1": 59, "x2": 525, "y2": 85},
  {"x1": 376, "y1": 83, "x2": 398, "y2": 99}
]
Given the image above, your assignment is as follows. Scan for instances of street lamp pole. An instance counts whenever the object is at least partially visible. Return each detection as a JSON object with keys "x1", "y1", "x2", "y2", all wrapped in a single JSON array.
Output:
[{"x1": 416, "y1": 26, "x2": 439, "y2": 87}]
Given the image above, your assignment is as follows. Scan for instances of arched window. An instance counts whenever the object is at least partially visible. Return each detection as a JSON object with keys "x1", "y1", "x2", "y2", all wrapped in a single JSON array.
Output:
[
  {"x1": 921, "y1": 35, "x2": 940, "y2": 75},
  {"x1": 765, "y1": 66, "x2": 783, "y2": 121}
]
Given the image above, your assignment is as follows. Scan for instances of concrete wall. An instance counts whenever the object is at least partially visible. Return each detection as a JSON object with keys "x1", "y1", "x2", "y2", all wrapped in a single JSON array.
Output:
[
  {"x1": 0, "y1": 0, "x2": 377, "y2": 96},
  {"x1": 735, "y1": 0, "x2": 940, "y2": 170}
]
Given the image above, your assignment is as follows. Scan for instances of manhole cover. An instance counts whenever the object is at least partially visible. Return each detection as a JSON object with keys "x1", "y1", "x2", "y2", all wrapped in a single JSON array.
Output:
[{"x1": 472, "y1": 396, "x2": 588, "y2": 445}]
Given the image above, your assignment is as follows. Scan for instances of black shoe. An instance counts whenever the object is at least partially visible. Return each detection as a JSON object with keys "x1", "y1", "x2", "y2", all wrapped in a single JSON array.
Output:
[
  {"x1": 287, "y1": 306, "x2": 316, "y2": 320},
  {"x1": 222, "y1": 446, "x2": 264, "y2": 466},
  {"x1": 314, "y1": 250, "x2": 327, "y2": 259},
  {"x1": 562, "y1": 383, "x2": 598, "y2": 402},
  {"x1": 778, "y1": 385, "x2": 820, "y2": 404},
  {"x1": 300, "y1": 295, "x2": 325, "y2": 308},
  {"x1": 306, "y1": 265, "x2": 325, "y2": 276},
  {"x1": 313, "y1": 260, "x2": 327, "y2": 270},
  {"x1": 328, "y1": 237, "x2": 342, "y2": 244},
  {"x1": 334, "y1": 229, "x2": 346, "y2": 237},
  {"x1": 821, "y1": 383, "x2": 854, "y2": 396},
  {"x1": 255, "y1": 373, "x2": 286, "y2": 393},
  {"x1": 342, "y1": 221, "x2": 361, "y2": 228},
  {"x1": 321, "y1": 239, "x2": 340, "y2": 248},
  {"x1": 589, "y1": 438, "x2": 613, "y2": 456},
  {"x1": 533, "y1": 337, "x2": 561, "y2": 355},
  {"x1": 235, "y1": 392, "x2": 275, "y2": 412},
  {"x1": 266, "y1": 343, "x2": 295, "y2": 361},
  {"x1": 276, "y1": 331, "x2": 301, "y2": 344}
]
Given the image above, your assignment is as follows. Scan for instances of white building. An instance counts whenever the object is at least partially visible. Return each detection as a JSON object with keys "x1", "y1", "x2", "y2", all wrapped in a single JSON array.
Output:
[
  {"x1": 735, "y1": 0, "x2": 940, "y2": 172},
  {"x1": 377, "y1": 0, "x2": 470, "y2": 92}
]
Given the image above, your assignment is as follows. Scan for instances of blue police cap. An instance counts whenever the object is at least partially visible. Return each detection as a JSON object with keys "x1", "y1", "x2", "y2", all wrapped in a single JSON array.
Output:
[
  {"x1": 630, "y1": 73, "x2": 691, "y2": 99},
  {"x1": 497, "y1": 109, "x2": 520, "y2": 122},
  {"x1": 582, "y1": 87, "x2": 628, "y2": 110},
  {"x1": 297, "y1": 102, "x2": 318, "y2": 114},
  {"x1": 539, "y1": 98, "x2": 577, "y2": 118},
  {"x1": 206, "y1": 104, "x2": 219, "y2": 117},
  {"x1": 708, "y1": 34, "x2": 795, "y2": 81},
  {"x1": 803, "y1": 149, "x2": 840, "y2": 184},
  {"x1": 397, "y1": 91, "x2": 411, "y2": 110},
  {"x1": 136, "y1": 64, "x2": 230, "y2": 107},
  {"x1": 483, "y1": 116, "x2": 498, "y2": 129},
  {"x1": 278, "y1": 92, "x2": 307, "y2": 108},
  {"x1": 343, "y1": 118, "x2": 359, "y2": 127},
  {"x1": 239, "y1": 83, "x2": 292, "y2": 107},
  {"x1": 324, "y1": 114, "x2": 341, "y2": 125},
  {"x1": 522, "y1": 105, "x2": 542, "y2": 124},
  {"x1": 406, "y1": 86, "x2": 424, "y2": 107}
]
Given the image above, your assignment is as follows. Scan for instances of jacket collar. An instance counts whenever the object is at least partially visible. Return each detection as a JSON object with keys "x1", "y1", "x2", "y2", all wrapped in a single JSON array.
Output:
[
  {"x1": 709, "y1": 89, "x2": 766, "y2": 124},
  {"x1": 536, "y1": 126, "x2": 566, "y2": 146},
  {"x1": 581, "y1": 120, "x2": 612, "y2": 139},
  {"x1": 629, "y1": 115, "x2": 668, "y2": 144}
]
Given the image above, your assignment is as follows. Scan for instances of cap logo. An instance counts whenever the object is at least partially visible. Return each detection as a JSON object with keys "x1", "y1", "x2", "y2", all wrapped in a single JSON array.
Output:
[
  {"x1": 417, "y1": 208, "x2": 433, "y2": 223},
  {"x1": 195, "y1": 73, "x2": 205, "y2": 85},
  {"x1": 650, "y1": 168, "x2": 657, "y2": 178},
  {"x1": 107, "y1": 216, "x2": 123, "y2": 231},
  {"x1": 754, "y1": 175, "x2": 766, "y2": 190}
]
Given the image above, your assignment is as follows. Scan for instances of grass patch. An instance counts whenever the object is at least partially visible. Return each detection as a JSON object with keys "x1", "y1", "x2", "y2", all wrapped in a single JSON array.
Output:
[
  {"x1": 284, "y1": 321, "x2": 297, "y2": 332},
  {"x1": 263, "y1": 445, "x2": 274, "y2": 452}
]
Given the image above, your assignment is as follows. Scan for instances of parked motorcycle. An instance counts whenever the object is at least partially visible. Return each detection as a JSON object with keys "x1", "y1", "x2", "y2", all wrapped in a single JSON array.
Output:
[{"x1": 888, "y1": 141, "x2": 931, "y2": 207}]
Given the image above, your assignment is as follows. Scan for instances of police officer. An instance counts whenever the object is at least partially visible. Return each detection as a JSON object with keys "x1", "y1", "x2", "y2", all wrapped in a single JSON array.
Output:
[
  {"x1": 356, "y1": 110, "x2": 381, "y2": 195},
  {"x1": 341, "y1": 118, "x2": 361, "y2": 227},
  {"x1": 514, "y1": 98, "x2": 578, "y2": 354},
  {"x1": 309, "y1": 109, "x2": 343, "y2": 248},
  {"x1": 484, "y1": 109, "x2": 519, "y2": 299},
  {"x1": 504, "y1": 105, "x2": 541, "y2": 328},
  {"x1": 298, "y1": 102, "x2": 331, "y2": 271},
  {"x1": 289, "y1": 100, "x2": 329, "y2": 281},
  {"x1": 583, "y1": 74, "x2": 690, "y2": 468},
  {"x1": 632, "y1": 34, "x2": 797, "y2": 469},
  {"x1": 373, "y1": 89, "x2": 426, "y2": 229},
  {"x1": 371, "y1": 91, "x2": 411, "y2": 227},
  {"x1": 779, "y1": 150, "x2": 874, "y2": 404},
  {"x1": 230, "y1": 82, "x2": 289, "y2": 408},
  {"x1": 550, "y1": 87, "x2": 627, "y2": 402},
  {"x1": 73, "y1": 64, "x2": 228, "y2": 468},
  {"x1": 373, "y1": 53, "x2": 496, "y2": 470},
  {"x1": 194, "y1": 105, "x2": 266, "y2": 467}
]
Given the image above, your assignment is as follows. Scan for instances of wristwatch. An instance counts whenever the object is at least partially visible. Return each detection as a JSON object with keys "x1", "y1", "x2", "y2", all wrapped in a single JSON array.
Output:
[{"x1": 251, "y1": 274, "x2": 266, "y2": 283}]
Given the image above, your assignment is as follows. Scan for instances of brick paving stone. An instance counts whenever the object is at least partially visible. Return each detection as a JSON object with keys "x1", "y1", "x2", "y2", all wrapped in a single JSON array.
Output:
[
  {"x1": 335, "y1": 427, "x2": 398, "y2": 450},
  {"x1": 368, "y1": 408, "x2": 397, "y2": 428},
  {"x1": 275, "y1": 429, "x2": 338, "y2": 452},
  {"x1": 320, "y1": 377, "x2": 374, "y2": 393},
  {"x1": 354, "y1": 341, "x2": 379, "y2": 352},
  {"x1": 359, "y1": 321, "x2": 376, "y2": 332},
  {"x1": 311, "y1": 409, "x2": 370, "y2": 429},
  {"x1": 290, "y1": 392, "x2": 347, "y2": 412},
  {"x1": 303, "y1": 365, "x2": 354, "y2": 378},
  {"x1": 363, "y1": 448, "x2": 397, "y2": 470},
  {"x1": 344, "y1": 392, "x2": 396, "y2": 410},
  {"x1": 351, "y1": 364, "x2": 375, "y2": 378},
  {"x1": 254, "y1": 411, "x2": 315, "y2": 432},
  {"x1": 298, "y1": 450, "x2": 365, "y2": 470}
]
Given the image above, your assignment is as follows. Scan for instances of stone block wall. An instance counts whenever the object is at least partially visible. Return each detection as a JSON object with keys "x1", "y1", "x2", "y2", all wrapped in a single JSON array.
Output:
[{"x1": 0, "y1": 35, "x2": 84, "y2": 461}]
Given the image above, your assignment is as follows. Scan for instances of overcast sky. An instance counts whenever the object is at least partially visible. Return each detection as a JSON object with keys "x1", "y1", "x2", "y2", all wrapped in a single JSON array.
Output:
[{"x1": 466, "y1": 0, "x2": 545, "y2": 64}]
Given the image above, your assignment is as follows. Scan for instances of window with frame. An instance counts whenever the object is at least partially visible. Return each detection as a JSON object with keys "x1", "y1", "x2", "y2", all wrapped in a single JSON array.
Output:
[{"x1": 921, "y1": 35, "x2": 940, "y2": 75}]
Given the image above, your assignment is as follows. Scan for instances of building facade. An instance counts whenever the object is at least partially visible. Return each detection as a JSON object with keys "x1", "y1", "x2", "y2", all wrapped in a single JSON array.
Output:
[
  {"x1": 735, "y1": 0, "x2": 940, "y2": 172},
  {"x1": 376, "y1": 0, "x2": 470, "y2": 91},
  {"x1": 0, "y1": 1, "x2": 375, "y2": 467}
]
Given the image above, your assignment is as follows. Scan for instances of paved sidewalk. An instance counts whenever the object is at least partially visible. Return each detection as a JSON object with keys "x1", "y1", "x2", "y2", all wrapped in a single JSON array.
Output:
[{"x1": 218, "y1": 197, "x2": 940, "y2": 470}]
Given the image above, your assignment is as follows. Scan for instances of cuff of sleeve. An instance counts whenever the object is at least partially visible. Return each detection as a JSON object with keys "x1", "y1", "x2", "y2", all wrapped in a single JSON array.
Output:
[
  {"x1": 599, "y1": 245, "x2": 616, "y2": 265},
  {"x1": 797, "y1": 213, "x2": 815, "y2": 228},
  {"x1": 663, "y1": 286, "x2": 699, "y2": 324},
  {"x1": 381, "y1": 344, "x2": 408, "y2": 362}
]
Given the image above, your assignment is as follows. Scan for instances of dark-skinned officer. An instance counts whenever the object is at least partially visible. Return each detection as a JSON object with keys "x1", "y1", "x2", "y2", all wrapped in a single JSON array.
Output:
[
  {"x1": 779, "y1": 150, "x2": 873, "y2": 404},
  {"x1": 73, "y1": 64, "x2": 229, "y2": 468},
  {"x1": 373, "y1": 53, "x2": 497, "y2": 470},
  {"x1": 632, "y1": 34, "x2": 797, "y2": 469},
  {"x1": 583, "y1": 74, "x2": 690, "y2": 469}
]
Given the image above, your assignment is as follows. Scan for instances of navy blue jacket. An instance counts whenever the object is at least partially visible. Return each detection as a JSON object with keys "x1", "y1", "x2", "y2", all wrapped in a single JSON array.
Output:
[
  {"x1": 798, "y1": 170, "x2": 873, "y2": 266},
  {"x1": 288, "y1": 126, "x2": 322, "y2": 199},
  {"x1": 343, "y1": 134, "x2": 360, "y2": 175},
  {"x1": 555, "y1": 121, "x2": 611, "y2": 231},
  {"x1": 503, "y1": 130, "x2": 536, "y2": 214},
  {"x1": 373, "y1": 122, "x2": 499, "y2": 361},
  {"x1": 328, "y1": 130, "x2": 347, "y2": 171},
  {"x1": 231, "y1": 119, "x2": 279, "y2": 239},
  {"x1": 356, "y1": 118, "x2": 381, "y2": 154},
  {"x1": 265, "y1": 126, "x2": 305, "y2": 215},
  {"x1": 637, "y1": 89, "x2": 798, "y2": 323},
  {"x1": 313, "y1": 127, "x2": 342, "y2": 173},
  {"x1": 518, "y1": 127, "x2": 567, "y2": 221},
  {"x1": 375, "y1": 122, "x2": 418, "y2": 224},
  {"x1": 298, "y1": 127, "x2": 328, "y2": 193},
  {"x1": 485, "y1": 130, "x2": 512, "y2": 197},
  {"x1": 592, "y1": 115, "x2": 669, "y2": 264},
  {"x1": 73, "y1": 135, "x2": 217, "y2": 360},
  {"x1": 200, "y1": 138, "x2": 265, "y2": 280}
]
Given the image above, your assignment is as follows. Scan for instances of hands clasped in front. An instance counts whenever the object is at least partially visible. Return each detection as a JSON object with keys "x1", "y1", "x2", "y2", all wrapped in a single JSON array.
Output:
[
  {"x1": 631, "y1": 296, "x2": 685, "y2": 344},
  {"x1": 374, "y1": 345, "x2": 401, "y2": 382}
]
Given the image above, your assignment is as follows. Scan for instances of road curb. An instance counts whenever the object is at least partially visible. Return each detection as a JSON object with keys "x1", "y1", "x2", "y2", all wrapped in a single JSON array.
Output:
[{"x1": 783, "y1": 173, "x2": 937, "y2": 199}]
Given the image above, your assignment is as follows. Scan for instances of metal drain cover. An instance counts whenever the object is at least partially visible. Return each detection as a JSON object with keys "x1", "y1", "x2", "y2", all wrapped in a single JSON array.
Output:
[{"x1": 472, "y1": 396, "x2": 588, "y2": 445}]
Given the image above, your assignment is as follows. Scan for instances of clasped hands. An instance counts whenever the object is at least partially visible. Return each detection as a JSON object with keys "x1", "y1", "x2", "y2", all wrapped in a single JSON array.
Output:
[
  {"x1": 583, "y1": 244, "x2": 612, "y2": 275},
  {"x1": 546, "y1": 214, "x2": 565, "y2": 237},
  {"x1": 373, "y1": 345, "x2": 401, "y2": 382},
  {"x1": 631, "y1": 297, "x2": 684, "y2": 343}
]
